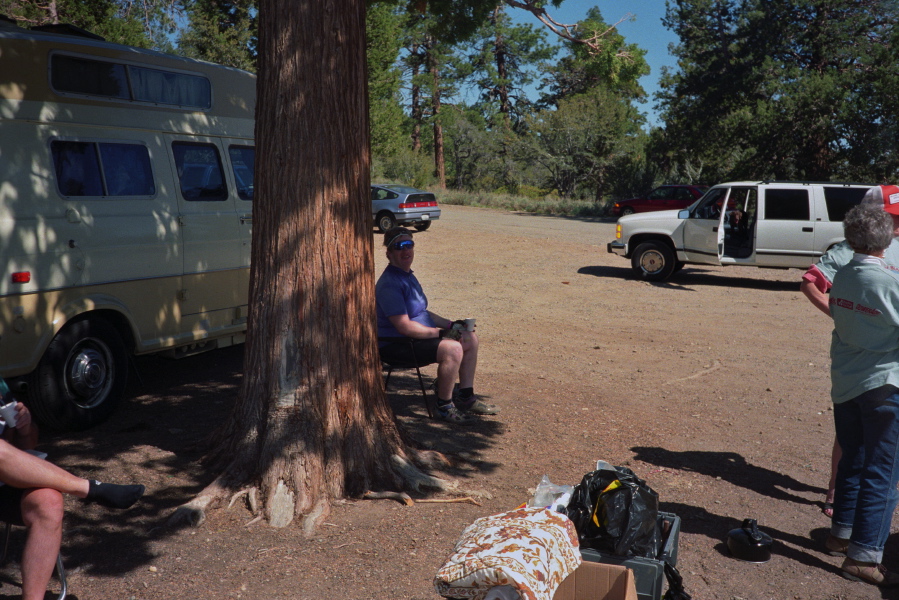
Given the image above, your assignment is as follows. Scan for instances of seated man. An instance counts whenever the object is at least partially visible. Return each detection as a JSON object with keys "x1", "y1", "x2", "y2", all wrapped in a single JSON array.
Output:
[
  {"x1": 375, "y1": 227, "x2": 498, "y2": 424},
  {"x1": 0, "y1": 377, "x2": 144, "y2": 600}
]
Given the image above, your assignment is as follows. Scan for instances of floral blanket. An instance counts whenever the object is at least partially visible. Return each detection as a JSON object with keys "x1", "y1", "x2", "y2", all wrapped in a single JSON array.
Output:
[{"x1": 434, "y1": 507, "x2": 582, "y2": 600}]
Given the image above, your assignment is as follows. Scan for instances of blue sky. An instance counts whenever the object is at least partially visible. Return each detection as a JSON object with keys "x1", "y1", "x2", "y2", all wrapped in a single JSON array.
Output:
[{"x1": 511, "y1": 0, "x2": 679, "y2": 126}]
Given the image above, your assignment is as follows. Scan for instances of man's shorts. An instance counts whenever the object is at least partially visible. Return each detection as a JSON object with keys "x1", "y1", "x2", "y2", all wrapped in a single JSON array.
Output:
[
  {"x1": 379, "y1": 338, "x2": 441, "y2": 366},
  {"x1": 0, "y1": 485, "x2": 26, "y2": 525}
]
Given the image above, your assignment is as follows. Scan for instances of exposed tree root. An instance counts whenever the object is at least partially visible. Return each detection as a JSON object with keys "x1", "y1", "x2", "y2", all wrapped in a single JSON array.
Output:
[
  {"x1": 363, "y1": 490, "x2": 414, "y2": 505},
  {"x1": 362, "y1": 490, "x2": 481, "y2": 506},
  {"x1": 168, "y1": 476, "x2": 231, "y2": 528},
  {"x1": 391, "y1": 454, "x2": 452, "y2": 492}
]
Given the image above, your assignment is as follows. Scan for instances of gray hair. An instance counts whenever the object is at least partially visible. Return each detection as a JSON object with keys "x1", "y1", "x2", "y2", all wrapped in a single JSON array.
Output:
[{"x1": 843, "y1": 203, "x2": 893, "y2": 255}]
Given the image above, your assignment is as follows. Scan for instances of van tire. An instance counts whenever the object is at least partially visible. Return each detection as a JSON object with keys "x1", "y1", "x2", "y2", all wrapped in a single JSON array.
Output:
[
  {"x1": 27, "y1": 318, "x2": 128, "y2": 431},
  {"x1": 631, "y1": 241, "x2": 676, "y2": 281},
  {"x1": 414, "y1": 221, "x2": 431, "y2": 231},
  {"x1": 377, "y1": 212, "x2": 396, "y2": 233}
]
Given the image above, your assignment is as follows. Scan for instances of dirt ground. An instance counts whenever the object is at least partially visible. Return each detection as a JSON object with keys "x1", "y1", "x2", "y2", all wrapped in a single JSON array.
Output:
[{"x1": 2, "y1": 204, "x2": 894, "y2": 600}]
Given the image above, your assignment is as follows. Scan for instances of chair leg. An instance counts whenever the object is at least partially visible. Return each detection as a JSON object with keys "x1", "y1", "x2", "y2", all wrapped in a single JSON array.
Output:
[
  {"x1": 414, "y1": 364, "x2": 438, "y2": 418},
  {"x1": 1, "y1": 521, "x2": 66, "y2": 600},
  {"x1": 56, "y1": 553, "x2": 67, "y2": 600}
]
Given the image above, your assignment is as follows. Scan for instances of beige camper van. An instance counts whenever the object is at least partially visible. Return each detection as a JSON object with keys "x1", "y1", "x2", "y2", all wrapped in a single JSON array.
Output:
[{"x1": 0, "y1": 20, "x2": 255, "y2": 430}]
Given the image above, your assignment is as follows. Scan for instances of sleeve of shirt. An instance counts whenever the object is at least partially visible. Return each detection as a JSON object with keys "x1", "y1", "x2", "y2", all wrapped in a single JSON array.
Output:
[
  {"x1": 802, "y1": 264, "x2": 831, "y2": 293},
  {"x1": 376, "y1": 281, "x2": 409, "y2": 318}
]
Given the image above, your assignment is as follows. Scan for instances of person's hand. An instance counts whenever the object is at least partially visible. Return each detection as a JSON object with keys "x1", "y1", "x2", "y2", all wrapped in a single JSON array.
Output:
[
  {"x1": 13, "y1": 402, "x2": 32, "y2": 434},
  {"x1": 440, "y1": 328, "x2": 462, "y2": 341}
]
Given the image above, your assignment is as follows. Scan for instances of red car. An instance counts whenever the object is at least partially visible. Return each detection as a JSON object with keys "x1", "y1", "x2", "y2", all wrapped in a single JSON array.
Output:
[{"x1": 612, "y1": 185, "x2": 709, "y2": 217}]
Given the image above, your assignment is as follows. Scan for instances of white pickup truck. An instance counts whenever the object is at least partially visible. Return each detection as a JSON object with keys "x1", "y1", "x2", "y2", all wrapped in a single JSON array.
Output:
[{"x1": 607, "y1": 181, "x2": 873, "y2": 281}]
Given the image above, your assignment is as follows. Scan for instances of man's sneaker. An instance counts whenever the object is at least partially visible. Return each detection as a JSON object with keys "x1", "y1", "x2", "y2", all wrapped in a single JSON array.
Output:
[
  {"x1": 841, "y1": 557, "x2": 899, "y2": 587},
  {"x1": 825, "y1": 534, "x2": 849, "y2": 557},
  {"x1": 436, "y1": 404, "x2": 476, "y2": 425},
  {"x1": 456, "y1": 397, "x2": 500, "y2": 415}
]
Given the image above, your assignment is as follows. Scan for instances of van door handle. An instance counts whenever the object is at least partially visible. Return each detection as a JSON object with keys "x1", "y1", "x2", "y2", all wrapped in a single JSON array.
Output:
[
  {"x1": 802, "y1": 227, "x2": 813, "y2": 232},
  {"x1": 712, "y1": 227, "x2": 718, "y2": 232},
  {"x1": 240, "y1": 215, "x2": 253, "y2": 224}
]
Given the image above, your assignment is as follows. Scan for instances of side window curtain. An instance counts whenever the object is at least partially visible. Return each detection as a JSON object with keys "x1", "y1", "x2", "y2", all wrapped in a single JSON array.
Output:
[
  {"x1": 172, "y1": 142, "x2": 228, "y2": 201},
  {"x1": 51, "y1": 141, "x2": 154, "y2": 198},
  {"x1": 228, "y1": 146, "x2": 255, "y2": 201},
  {"x1": 51, "y1": 141, "x2": 104, "y2": 196},
  {"x1": 764, "y1": 189, "x2": 810, "y2": 220}
]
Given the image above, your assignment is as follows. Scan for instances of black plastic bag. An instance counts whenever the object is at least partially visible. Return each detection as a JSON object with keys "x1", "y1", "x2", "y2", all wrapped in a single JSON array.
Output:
[{"x1": 565, "y1": 464, "x2": 660, "y2": 557}]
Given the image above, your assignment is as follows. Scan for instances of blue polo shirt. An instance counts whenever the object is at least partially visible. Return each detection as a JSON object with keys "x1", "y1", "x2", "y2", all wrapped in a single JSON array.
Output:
[{"x1": 376, "y1": 265, "x2": 435, "y2": 344}]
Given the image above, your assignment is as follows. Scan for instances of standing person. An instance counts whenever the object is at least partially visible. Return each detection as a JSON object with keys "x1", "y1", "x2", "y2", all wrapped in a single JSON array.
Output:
[
  {"x1": 826, "y1": 203, "x2": 899, "y2": 586},
  {"x1": 376, "y1": 227, "x2": 498, "y2": 424},
  {"x1": 800, "y1": 185, "x2": 899, "y2": 517},
  {"x1": 0, "y1": 378, "x2": 145, "y2": 600}
]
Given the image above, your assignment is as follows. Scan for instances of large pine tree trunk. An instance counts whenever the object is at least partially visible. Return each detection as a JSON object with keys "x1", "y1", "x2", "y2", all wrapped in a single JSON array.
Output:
[{"x1": 179, "y1": 0, "x2": 446, "y2": 534}]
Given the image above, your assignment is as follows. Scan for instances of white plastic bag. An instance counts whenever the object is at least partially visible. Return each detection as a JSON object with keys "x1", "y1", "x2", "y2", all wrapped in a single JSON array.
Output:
[{"x1": 528, "y1": 475, "x2": 574, "y2": 511}]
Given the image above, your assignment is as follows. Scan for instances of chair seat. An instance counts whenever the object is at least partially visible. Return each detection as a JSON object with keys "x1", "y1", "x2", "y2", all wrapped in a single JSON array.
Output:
[{"x1": 379, "y1": 337, "x2": 438, "y2": 418}]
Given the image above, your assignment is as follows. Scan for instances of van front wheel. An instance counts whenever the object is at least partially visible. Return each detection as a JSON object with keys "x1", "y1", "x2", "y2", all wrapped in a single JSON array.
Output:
[
  {"x1": 631, "y1": 242, "x2": 677, "y2": 281},
  {"x1": 27, "y1": 318, "x2": 128, "y2": 431}
]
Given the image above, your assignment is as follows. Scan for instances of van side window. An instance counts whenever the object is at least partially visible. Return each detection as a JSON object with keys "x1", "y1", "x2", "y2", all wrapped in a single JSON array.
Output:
[
  {"x1": 51, "y1": 141, "x2": 154, "y2": 197},
  {"x1": 50, "y1": 54, "x2": 211, "y2": 109},
  {"x1": 172, "y1": 142, "x2": 228, "y2": 201},
  {"x1": 823, "y1": 186, "x2": 869, "y2": 222},
  {"x1": 228, "y1": 146, "x2": 255, "y2": 201},
  {"x1": 764, "y1": 189, "x2": 810, "y2": 220}
]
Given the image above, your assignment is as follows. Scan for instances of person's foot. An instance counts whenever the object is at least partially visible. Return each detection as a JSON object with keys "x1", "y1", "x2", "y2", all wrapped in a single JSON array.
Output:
[
  {"x1": 823, "y1": 489, "x2": 835, "y2": 517},
  {"x1": 456, "y1": 397, "x2": 500, "y2": 415},
  {"x1": 436, "y1": 404, "x2": 477, "y2": 425},
  {"x1": 85, "y1": 480, "x2": 145, "y2": 509},
  {"x1": 841, "y1": 557, "x2": 899, "y2": 587},
  {"x1": 825, "y1": 534, "x2": 849, "y2": 557}
]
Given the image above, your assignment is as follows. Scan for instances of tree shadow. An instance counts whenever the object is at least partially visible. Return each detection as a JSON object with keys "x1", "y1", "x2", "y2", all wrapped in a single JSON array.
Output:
[
  {"x1": 382, "y1": 369, "x2": 504, "y2": 480},
  {"x1": 631, "y1": 446, "x2": 822, "y2": 506},
  {"x1": 578, "y1": 265, "x2": 800, "y2": 292}
]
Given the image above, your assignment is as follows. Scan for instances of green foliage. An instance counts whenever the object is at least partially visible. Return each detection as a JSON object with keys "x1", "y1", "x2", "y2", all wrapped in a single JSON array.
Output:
[
  {"x1": 657, "y1": 0, "x2": 899, "y2": 182},
  {"x1": 519, "y1": 86, "x2": 646, "y2": 202},
  {"x1": 540, "y1": 7, "x2": 649, "y2": 106},
  {"x1": 459, "y1": 5, "x2": 557, "y2": 126},
  {"x1": 178, "y1": 0, "x2": 257, "y2": 71},
  {"x1": 0, "y1": 0, "x2": 175, "y2": 48},
  {"x1": 374, "y1": 148, "x2": 436, "y2": 189},
  {"x1": 367, "y1": 3, "x2": 407, "y2": 157}
]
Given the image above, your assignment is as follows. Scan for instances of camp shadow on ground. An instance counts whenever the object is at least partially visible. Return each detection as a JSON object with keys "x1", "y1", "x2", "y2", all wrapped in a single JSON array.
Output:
[
  {"x1": 578, "y1": 265, "x2": 801, "y2": 292},
  {"x1": 631, "y1": 446, "x2": 823, "y2": 507},
  {"x1": 383, "y1": 368, "x2": 504, "y2": 479}
]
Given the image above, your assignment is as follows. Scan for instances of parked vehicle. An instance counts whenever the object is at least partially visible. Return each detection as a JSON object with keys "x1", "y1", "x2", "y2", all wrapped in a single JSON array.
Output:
[
  {"x1": 0, "y1": 21, "x2": 255, "y2": 430},
  {"x1": 371, "y1": 184, "x2": 441, "y2": 232},
  {"x1": 611, "y1": 185, "x2": 709, "y2": 217},
  {"x1": 607, "y1": 181, "x2": 872, "y2": 281}
]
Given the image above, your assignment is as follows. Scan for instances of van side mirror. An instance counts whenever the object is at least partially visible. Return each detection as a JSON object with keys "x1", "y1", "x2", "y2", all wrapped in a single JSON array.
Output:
[{"x1": 678, "y1": 209, "x2": 690, "y2": 219}]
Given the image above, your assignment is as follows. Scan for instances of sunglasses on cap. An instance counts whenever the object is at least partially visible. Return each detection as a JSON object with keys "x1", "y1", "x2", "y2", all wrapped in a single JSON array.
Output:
[{"x1": 391, "y1": 240, "x2": 415, "y2": 251}]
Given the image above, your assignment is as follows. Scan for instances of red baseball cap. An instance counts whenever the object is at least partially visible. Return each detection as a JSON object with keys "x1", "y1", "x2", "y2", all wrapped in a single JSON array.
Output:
[{"x1": 881, "y1": 185, "x2": 899, "y2": 215}]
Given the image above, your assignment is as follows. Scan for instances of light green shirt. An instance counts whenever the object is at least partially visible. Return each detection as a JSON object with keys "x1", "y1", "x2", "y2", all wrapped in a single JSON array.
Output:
[{"x1": 830, "y1": 256, "x2": 899, "y2": 403}]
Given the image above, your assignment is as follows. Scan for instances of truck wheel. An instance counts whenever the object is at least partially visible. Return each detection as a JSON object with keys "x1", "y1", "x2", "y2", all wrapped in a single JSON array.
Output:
[
  {"x1": 631, "y1": 242, "x2": 677, "y2": 281},
  {"x1": 26, "y1": 318, "x2": 128, "y2": 431},
  {"x1": 414, "y1": 221, "x2": 431, "y2": 231},
  {"x1": 621, "y1": 207, "x2": 635, "y2": 216},
  {"x1": 377, "y1": 212, "x2": 396, "y2": 233}
]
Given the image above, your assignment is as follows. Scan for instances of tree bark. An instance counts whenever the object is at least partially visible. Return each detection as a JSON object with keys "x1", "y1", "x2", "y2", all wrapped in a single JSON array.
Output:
[{"x1": 189, "y1": 0, "x2": 444, "y2": 533}]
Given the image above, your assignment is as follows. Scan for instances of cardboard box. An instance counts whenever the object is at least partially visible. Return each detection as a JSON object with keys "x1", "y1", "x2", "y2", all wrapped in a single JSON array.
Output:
[
  {"x1": 579, "y1": 512, "x2": 681, "y2": 600},
  {"x1": 553, "y1": 560, "x2": 638, "y2": 600}
]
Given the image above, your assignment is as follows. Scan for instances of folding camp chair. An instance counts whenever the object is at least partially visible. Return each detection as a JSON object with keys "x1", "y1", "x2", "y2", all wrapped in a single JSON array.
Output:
[
  {"x1": 1, "y1": 520, "x2": 67, "y2": 599},
  {"x1": 379, "y1": 337, "x2": 438, "y2": 418}
]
